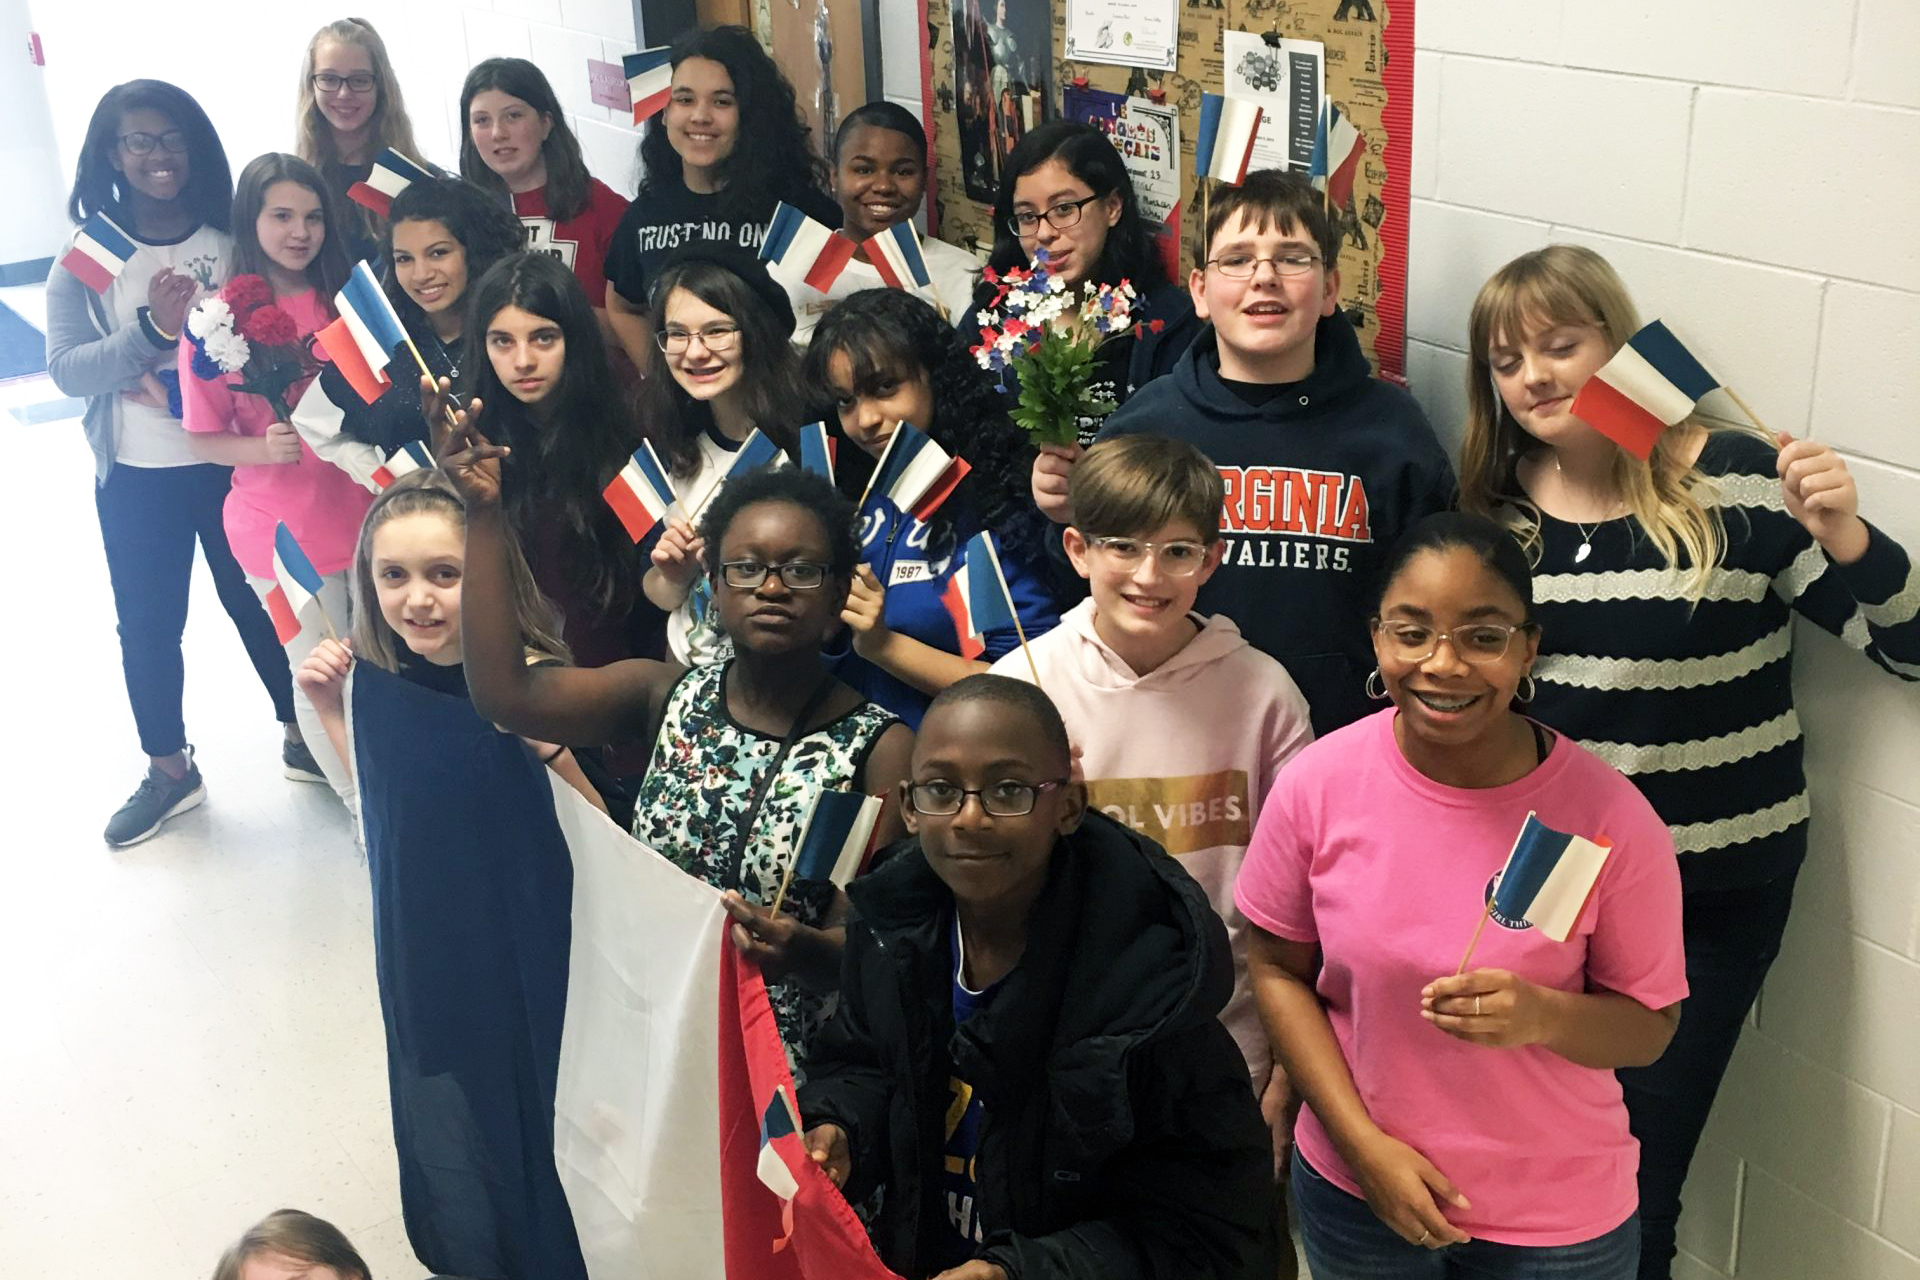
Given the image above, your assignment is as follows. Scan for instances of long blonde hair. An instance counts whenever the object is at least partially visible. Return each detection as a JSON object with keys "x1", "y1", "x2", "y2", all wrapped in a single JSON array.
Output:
[
  {"x1": 294, "y1": 18, "x2": 423, "y2": 169},
  {"x1": 1460, "y1": 244, "x2": 1765, "y2": 599},
  {"x1": 210, "y1": 1209, "x2": 370, "y2": 1280},
  {"x1": 349, "y1": 470, "x2": 569, "y2": 673}
]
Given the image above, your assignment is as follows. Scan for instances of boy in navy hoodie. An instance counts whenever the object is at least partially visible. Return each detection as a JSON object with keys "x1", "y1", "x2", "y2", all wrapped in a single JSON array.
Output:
[{"x1": 1032, "y1": 171, "x2": 1455, "y2": 735}]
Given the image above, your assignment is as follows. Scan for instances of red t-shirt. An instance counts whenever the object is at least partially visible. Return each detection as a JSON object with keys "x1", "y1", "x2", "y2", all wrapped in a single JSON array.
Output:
[{"x1": 513, "y1": 178, "x2": 629, "y2": 309}]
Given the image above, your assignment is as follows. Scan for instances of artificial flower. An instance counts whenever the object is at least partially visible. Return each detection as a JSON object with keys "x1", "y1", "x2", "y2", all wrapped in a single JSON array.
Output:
[
  {"x1": 221, "y1": 274, "x2": 273, "y2": 318},
  {"x1": 241, "y1": 304, "x2": 299, "y2": 348},
  {"x1": 186, "y1": 297, "x2": 232, "y2": 340}
]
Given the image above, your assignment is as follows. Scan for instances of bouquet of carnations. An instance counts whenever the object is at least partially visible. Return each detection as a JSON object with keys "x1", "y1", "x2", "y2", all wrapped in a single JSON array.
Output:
[
  {"x1": 968, "y1": 249, "x2": 1164, "y2": 446},
  {"x1": 184, "y1": 274, "x2": 318, "y2": 415}
]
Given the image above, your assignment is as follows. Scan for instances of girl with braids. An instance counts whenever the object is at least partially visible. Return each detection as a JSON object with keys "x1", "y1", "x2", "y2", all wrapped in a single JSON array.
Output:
[
  {"x1": 293, "y1": 18, "x2": 431, "y2": 261},
  {"x1": 602, "y1": 24, "x2": 840, "y2": 369},
  {"x1": 805, "y1": 288, "x2": 1061, "y2": 726}
]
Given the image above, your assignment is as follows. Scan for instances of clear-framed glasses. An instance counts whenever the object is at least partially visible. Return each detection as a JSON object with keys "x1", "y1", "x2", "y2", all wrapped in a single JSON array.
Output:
[
  {"x1": 1372, "y1": 620, "x2": 1536, "y2": 666},
  {"x1": 657, "y1": 323, "x2": 741, "y2": 354},
  {"x1": 1087, "y1": 535, "x2": 1210, "y2": 577},
  {"x1": 1006, "y1": 192, "x2": 1103, "y2": 237},
  {"x1": 1205, "y1": 252, "x2": 1323, "y2": 280},
  {"x1": 120, "y1": 130, "x2": 189, "y2": 156},
  {"x1": 908, "y1": 779, "x2": 1068, "y2": 817},
  {"x1": 312, "y1": 71, "x2": 378, "y2": 95},
  {"x1": 719, "y1": 560, "x2": 829, "y2": 590}
]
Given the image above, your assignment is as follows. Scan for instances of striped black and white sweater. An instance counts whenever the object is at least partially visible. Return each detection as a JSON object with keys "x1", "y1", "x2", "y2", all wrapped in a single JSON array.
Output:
[{"x1": 1515, "y1": 430, "x2": 1920, "y2": 893}]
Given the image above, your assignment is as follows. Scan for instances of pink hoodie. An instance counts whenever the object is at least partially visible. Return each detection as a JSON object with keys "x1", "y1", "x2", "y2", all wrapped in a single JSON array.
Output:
[{"x1": 991, "y1": 598, "x2": 1314, "y2": 1086}]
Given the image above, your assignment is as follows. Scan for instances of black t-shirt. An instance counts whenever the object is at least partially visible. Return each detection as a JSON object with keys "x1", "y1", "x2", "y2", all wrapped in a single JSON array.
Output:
[
  {"x1": 1217, "y1": 375, "x2": 1303, "y2": 408},
  {"x1": 603, "y1": 174, "x2": 840, "y2": 311}
]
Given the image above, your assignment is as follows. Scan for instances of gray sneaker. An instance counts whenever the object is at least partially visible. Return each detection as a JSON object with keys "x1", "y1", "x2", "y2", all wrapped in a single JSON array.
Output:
[
  {"x1": 104, "y1": 749, "x2": 206, "y2": 847},
  {"x1": 283, "y1": 736, "x2": 328, "y2": 784}
]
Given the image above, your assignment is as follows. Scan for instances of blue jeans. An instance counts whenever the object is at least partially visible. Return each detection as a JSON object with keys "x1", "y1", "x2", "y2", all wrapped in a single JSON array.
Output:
[{"x1": 1293, "y1": 1150, "x2": 1639, "y2": 1280}]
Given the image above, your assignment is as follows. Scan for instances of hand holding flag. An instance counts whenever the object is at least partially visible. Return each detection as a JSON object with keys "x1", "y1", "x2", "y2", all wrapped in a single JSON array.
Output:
[{"x1": 1458, "y1": 811, "x2": 1612, "y2": 972}]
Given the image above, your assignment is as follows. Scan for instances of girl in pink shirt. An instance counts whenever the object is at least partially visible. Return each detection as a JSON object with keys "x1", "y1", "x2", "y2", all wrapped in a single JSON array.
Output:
[
  {"x1": 182, "y1": 153, "x2": 372, "y2": 802},
  {"x1": 1236, "y1": 513, "x2": 1687, "y2": 1279}
]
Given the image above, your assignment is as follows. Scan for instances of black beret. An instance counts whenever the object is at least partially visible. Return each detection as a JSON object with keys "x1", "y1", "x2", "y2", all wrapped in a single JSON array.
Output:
[{"x1": 650, "y1": 242, "x2": 797, "y2": 342}]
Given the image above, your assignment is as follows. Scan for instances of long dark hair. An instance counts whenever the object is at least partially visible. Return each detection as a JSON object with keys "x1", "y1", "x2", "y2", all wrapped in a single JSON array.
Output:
[
  {"x1": 459, "y1": 58, "x2": 596, "y2": 221},
  {"x1": 382, "y1": 178, "x2": 526, "y2": 327},
  {"x1": 636, "y1": 25, "x2": 829, "y2": 213},
  {"x1": 68, "y1": 79, "x2": 231, "y2": 230},
  {"x1": 230, "y1": 153, "x2": 354, "y2": 299},
  {"x1": 460, "y1": 252, "x2": 639, "y2": 613},
  {"x1": 803, "y1": 288, "x2": 1045, "y2": 559},
  {"x1": 980, "y1": 121, "x2": 1166, "y2": 308},
  {"x1": 639, "y1": 256, "x2": 804, "y2": 478}
]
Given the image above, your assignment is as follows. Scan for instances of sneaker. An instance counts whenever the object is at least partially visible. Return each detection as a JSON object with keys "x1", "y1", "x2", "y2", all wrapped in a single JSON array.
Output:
[
  {"x1": 283, "y1": 736, "x2": 328, "y2": 784},
  {"x1": 104, "y1": 750, "x2": 206, "y2": 847}
]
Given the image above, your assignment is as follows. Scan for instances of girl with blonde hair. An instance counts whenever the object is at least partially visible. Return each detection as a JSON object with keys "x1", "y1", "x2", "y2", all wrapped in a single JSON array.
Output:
[
  {"x1": 295, "y1": 17, "x2": 429, "y2": 257},
  {"x1": 1458, "y1": 242, "x2": 1920, "y2": 1280}
]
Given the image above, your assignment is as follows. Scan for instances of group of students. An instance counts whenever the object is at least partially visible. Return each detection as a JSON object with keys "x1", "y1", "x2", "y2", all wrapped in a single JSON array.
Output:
[{"x1": 44, "y1": 18, "x2": 1920, "y2": 1280}]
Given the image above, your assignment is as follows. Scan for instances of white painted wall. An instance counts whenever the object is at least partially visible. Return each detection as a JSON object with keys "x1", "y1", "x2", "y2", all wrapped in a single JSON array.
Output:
[
  {"x1": 1406, "y1": 5, "x2": 1920, "y2": 1278},
  {"x1": 1, "y1": 0, "x2": 70, "y2": 269}
]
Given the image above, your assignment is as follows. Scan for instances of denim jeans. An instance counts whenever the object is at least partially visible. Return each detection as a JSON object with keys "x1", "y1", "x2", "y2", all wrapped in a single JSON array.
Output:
[{"x1": 1292, "y1": 1150, "x2": 1639, "y2": 1280}]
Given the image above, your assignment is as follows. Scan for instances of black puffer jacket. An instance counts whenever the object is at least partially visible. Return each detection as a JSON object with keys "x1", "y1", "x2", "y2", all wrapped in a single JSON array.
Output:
[{"x1": 799, "y1": 811, "x2": 1274, "y2": 1280}]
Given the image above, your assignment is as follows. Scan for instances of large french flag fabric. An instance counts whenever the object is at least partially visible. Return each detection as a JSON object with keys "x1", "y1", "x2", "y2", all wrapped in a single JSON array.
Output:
[
  {"x1": 1569, "y1": 320, "x2": 1721, "y2": 461},
  {"x1": 863, "y1": 422, "x2": 971, "y2": 524},
  {"x1": 761, "y1": 203, "x2": 858, "y2": 293},
  {"x1": 370, "y1": 440, "x2": 433, "y2": 490},
  {"x1": 866, "y1": 222, "x2": 932, "y2": 293},
  {"x1": 1194, "y1": 93, "x2": 1263, "y2": 185},
  {"x1": 796, "y1": 421, "x2": 836, "y2": 485},
  {"x1": 266, "y1": 522, "x2": 325, "y2": 644},
  {"x1": 602, "y1": 439, "x2": 678, "y2": 542},
  {"x1": 939, "y1": 532, "x2": 1019, "y2": 660},
  {"x1": 349, "y1": 661, "x2": 903, "y2": 1279},
  {"x1": 1490, "y1": 812, "x2": 1613, "y2": 942},
  {"x1": 1309, "y1": 101, "x2": 1366, "y2": 209},
  {"x1": 316, "y1": 262, "x2": 412, "y2": 404},
  {"x1": 347, "y1": 148, "x2": 435, "y2": 216},
  {"x1": 60, "y1": 213, "x2": 138, "y2": 294},
  {"x1": 623, "y1": 46, "x2": 673, "y2": 124}
]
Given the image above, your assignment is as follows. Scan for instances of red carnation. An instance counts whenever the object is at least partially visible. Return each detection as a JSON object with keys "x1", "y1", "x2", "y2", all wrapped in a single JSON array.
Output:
[
  {"x1": 241, "y1": 304, "x2": 299, "y2": 347},
  {"x1": 222, "y1": 274, "x2": 273, "y2": 318}
]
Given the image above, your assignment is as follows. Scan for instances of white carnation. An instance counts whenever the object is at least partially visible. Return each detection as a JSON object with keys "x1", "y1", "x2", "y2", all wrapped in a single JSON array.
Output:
[
  {"x1": 187, "y1": 298, "x2": 232, "y2": 340},
  {"x1": 206, "y1": 330, "x2": 252, "y2": 372}
]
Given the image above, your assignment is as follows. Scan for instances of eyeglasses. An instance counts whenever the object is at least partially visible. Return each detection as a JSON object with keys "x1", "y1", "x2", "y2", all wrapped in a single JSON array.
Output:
[
  {"x1": 1087, "y1": 535, "x2": 1210, "y2": 576},
  {"x1": 119, "y1": 130, "x2": 188, "y2": 156},
  {"x1": 1006, "y1": 193, "x2": 1104, "y2": 236},
  {"x1": 908, "y1": 779, "x2": 1068, "y2": 817},
  {"x1": 312, "y1": 72, "x2": 378, "y2": 95},
  {"x1": 1372, "y1": 621, "x2": 1536, "y2": 666},
  {"x1": 657, "y1": 323, "x2": 741, "y2": 354},
  {"x1": 719, "y1": 560, "x2": 830, "y2": 590},
  {"x1": 1206, "y1": 252, "x2": 1323, "y2": 280}
]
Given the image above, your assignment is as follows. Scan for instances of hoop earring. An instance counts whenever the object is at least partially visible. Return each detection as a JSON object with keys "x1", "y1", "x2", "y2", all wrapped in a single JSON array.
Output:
[
  {"x1": 1365, "y1": 668, "x2": 1388, "y2": 700},
  {"x1": 1516, "y1": 674, "x2": 1537, "y2": 705}
]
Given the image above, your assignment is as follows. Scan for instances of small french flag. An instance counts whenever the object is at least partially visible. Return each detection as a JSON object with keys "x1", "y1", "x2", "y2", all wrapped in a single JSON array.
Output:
[
  {"x1": 790, "y1": 788, "x2": 885, "y2": 886},
  {"x1": 1309, "y1": 100, "x2": 1366, "y2": 209},
  {"x1": 1194, "y1": 93, "x2": 1263, "y2": 185},
  {"x1": 796, "y1": 421, "x2": 836, "y2": 484},
  {"x1": 60, "y1": 213, "x2": 138, "y2": 294},
  {"x1": 719, "y1": 428, "x2": 786, "y2": 486},
  {"x1": 315, "y1": 262, "x2": 412, "y2": 404},
  {"x1": 863, "y1": 422, "x2": 970, "y2": 524},
  {"x1": 1490, "y1": 812, "x2": 1614, "y2": 943},
  {"x1": 602, "y1": 439, "x2": 678, "y2": 542},
  {"x1": 760, "y1": 202, "x2": 858, "y2": 293},
  {"x1": 266, "y1": 522, "x2": 326, "y2": 645},
  {"x1": 1569, "y1": 320, "x2": 1720, "y2": 461},
  {"x1": 346, "y1": 148, "x2": 435, "y2": 216},
  {"x1": 940, "y1": 532, "x2": 1019, "y2": 661},
  {"x1": 370, "y1": 439, "x2": 433, "y2": 490},
  {"x1": 623, "y1": 46, "x2": 674, "y2": 125},
  {"x1": 865, "y1": 222, "x2": 932, "y2": 293}
]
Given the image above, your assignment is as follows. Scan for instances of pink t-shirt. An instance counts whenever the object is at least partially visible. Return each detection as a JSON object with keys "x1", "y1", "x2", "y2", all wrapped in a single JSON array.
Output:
[
  {"x1": 1234, "y1": 708, "x2": 1687, "y2": 1247},
  {"x1": 180, "y1": 288, "x2": 373, "y2": 578}
]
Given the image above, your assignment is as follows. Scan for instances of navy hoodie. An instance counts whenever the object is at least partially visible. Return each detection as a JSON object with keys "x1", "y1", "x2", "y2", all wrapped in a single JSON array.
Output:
[{"x1": 1100, "y1": 315, "x2": 1455, "y2": 736}]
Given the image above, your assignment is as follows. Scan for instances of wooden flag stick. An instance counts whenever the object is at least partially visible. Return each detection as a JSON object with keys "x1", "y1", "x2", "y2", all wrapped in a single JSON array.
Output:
[
  {"x1": 1457, "y1": 898, "x2": 1495, "y2": 975},
  {"x1": 1721, "y1": 386, "x2": 1774, "y2": 438},
  {"x1": 857, "y1": 422, "x2": 902, "y2": 507},
  {"x1": 768, "y1": 849, "x2": 800, "y2": 918},
  {"x1": 1010, "y1": 609, "x2": 1042, "y2": 691}
]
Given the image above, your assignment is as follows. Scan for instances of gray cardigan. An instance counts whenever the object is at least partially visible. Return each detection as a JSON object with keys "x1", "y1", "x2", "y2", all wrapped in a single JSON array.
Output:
[{"x1": 43, "y1": 254, "x2": 174, "y2": 484}]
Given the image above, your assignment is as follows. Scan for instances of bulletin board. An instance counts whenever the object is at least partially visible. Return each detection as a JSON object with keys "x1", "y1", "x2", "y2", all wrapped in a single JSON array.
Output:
[{"x1": 925, "y1": 0, "x2": 1415, "y2": 381}]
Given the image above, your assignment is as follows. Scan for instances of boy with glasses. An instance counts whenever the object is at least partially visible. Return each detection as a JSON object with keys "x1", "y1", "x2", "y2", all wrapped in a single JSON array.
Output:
[{"x1": 1032, "y1": 170, "x2": 1454, "y2": 736}]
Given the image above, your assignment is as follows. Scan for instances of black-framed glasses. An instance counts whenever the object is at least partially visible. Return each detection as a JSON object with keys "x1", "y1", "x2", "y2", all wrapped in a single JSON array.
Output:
[
  {"x1": 908, "y1": 779, "x2": 1068, "y2": 817},
  {"x1": 719, "y1": 560, "x2": 829, "y2": 590},
  {"x1": 312, "y1": 71, "x2": 378, "y2": 95},
  {"x1": 1006, "y1": 193, "x2": 1103, "y2": 236},
  {"x1": 1206, "y1": 252, "x2": 1323, "y2": 279},
  {"x1": 657, "y1": 323, "x2": 741, "y2": 354},
  {"x1": 1372, "y1": 620, "x2": 1536, "y2": 666},
  {"x1": 1087, "y1": 535, "x2": 1209, "y2": 576},
  {"x1": 120, "y1": 130, "x2": 188, "y2": 156}
]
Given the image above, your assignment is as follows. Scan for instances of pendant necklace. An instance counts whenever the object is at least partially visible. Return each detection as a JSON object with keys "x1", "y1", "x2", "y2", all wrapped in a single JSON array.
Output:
[{"x1": 1554, "y1": 454, "x2": 1618, "y2": 565}]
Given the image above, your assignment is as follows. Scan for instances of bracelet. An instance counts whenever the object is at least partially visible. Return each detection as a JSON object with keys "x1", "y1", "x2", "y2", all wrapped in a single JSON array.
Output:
[
  {"x1": 140, "y1": 306, "x2": 179, "y2": 344},
  {"x1": 540, "y1": 744, "x2": 567, "y2": 764}
]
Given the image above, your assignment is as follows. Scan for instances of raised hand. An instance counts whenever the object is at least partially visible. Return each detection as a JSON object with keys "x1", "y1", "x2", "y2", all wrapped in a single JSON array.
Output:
[
  {"x1": 437, "y1": 401, "x2": 508, "y2": 508},
  {"x1": 147, "y1": 266, "x2": 199, "y2": 337},
  {"x1": 1031, "y1": 442, "x2": 1083, "y2": 524},
  {"x1": 1777, "y1": 431, "x2": 1868, "y2": 563},
  {"x1": 295, "y1": 637, "x2": 355, "y2": 715},
  {"x1": 840, "y1": 565, "x2": 891, "y2": 659},
  {"x1": 649, "y1": 516, "x2": 706, "y2": 588}
]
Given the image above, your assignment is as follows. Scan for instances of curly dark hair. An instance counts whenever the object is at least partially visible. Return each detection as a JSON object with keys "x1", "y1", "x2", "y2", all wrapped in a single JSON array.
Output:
[
  {"x1": 697, "y1": 462, "x2": 859, "y2": 579},
  {"x1": 69, "y1": 80, "x2": 232, "y2": 231},
  {"x1": 802, "y1": 288, "x2": 1046, "y2": 560},
  {"x1": 636, "y1": 25, "x2": 830, "y2": 215},
  {"x1": 382, "y1": 177, "x2": 526, "y2": 326}
]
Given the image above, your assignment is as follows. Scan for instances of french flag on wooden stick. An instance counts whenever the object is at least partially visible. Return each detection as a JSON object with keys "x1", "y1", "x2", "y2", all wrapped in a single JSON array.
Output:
[
  {"x1": 866, "y1": 222, "x2": 932, "y2": 292},
  {"x1": 266, "y1": 522, "x2": 325, "y2": 644},
  {"x1": 940, "y1": 532, "x2": 1019, "y2": 660},
  {"x1": 603, "y1": 439, "x2": 678, "y2": 542},
  {"x1": 1491, "y1": 812, "x2": 1613, "y2": 942},
  {"x1": 1570, "y1": 320, "x2": 1720, "y2": 461},
  {"x1": 371, "y1": 440, "x2": 433, "y2": 490},
  {"x1": 623, "y1": 46, "x2": 673, "y2": 124},
  {"x1": 796, "y1": 421, "x2": 836, "y2": 484},
  {"x1": 1309, "y1": 100, "x2": 1366, "y2": 209},
  {"x1": 1194, "y1": 93, "x2": 1263, "y2": 185},
  {"x1": 60, "y1": 213, "x2": 137, "y2": 294},
  {"x1": 761, "y1": 203, "x2": 858, "y2": 292},
  {"x1": 863, "y1": 422, "x2": 971, "y2": 524},
  {"x1": 346, "y1": 148, "x2": 435, "y2": 216},
  {"x1": 720, "y1": 428, "x2": 786, "y2": 485},
  {"x1": 791, "y1": 789, "x2": 885, "y2": 886},
  {"x1": 315, "y1": 262, "x2": 411, "y2": 404}
]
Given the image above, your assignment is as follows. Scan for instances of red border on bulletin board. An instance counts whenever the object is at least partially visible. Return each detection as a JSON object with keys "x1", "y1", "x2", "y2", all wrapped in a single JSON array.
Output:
[{"x1": 1375, "y1": 0, "x2": 1414, "y2": 384}]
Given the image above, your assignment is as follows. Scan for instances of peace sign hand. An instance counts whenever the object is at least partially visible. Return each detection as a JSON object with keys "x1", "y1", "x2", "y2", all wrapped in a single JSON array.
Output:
[{"x1": 437, "y1": 404, "x2": 508, "y2": 509}]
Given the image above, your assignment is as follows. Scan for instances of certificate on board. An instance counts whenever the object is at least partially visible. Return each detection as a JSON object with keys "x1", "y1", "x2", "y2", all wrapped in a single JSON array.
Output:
[
  {"x1": 1064, "y1": 0, "x2": 1178, "y2": 71},
  {"x1": 1220, "y1": 30, "x2": 1325, "y2": 174}
]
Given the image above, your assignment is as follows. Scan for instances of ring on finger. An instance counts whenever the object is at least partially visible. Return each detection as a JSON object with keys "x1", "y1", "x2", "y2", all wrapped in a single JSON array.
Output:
[
  {"x1": 1474, "y1": 995, "x2": 1482, "y2": 1016},
  {"x1": 1417, "y1": 1229, "x2": 1431, "y2": 1246}
]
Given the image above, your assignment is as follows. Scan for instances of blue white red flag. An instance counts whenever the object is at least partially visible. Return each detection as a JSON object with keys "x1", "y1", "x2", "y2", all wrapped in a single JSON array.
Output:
[
  {"x1": 267, "y1": 522, "x2": 325, "y2": 644},
  {"x1": 623, "y1": 47, "x2": 673, "y2": 124},
  {"x1": 347, "y1": 148, "x2": 435, "y2": 216},
  {"x1": 371, "y1": 439, "x2": 434, "y2": 490},
  {"x1": 863, "y1": 422, "x2": 970, "y2": 524},
  {"x1": 1194, "y1": 93, "x2": 1263, "y2": 185},
  {"x1": 790, "y1": 789, "x2": 884, "y2": 886},
  {"x1": 602, "y1": 439, "x2": 679, "y2": 542},
  {"x1": 316, "y1": 262, "x2": 411, "y2": 403},
  {"x1": 939, "y1": 531, "x2": 1018, "y2": 661},
  {"x1": 1490, "y1": 812, "x2": 1613, "y2": 942},
  {"x1": 60, "y1": 213, "x2": 137, "y2": 294},
  {"x1": 796, "y1": 421, "x2": 836, "y2": 484},
  {"x1": 761, "y1": 203, "x2": 858, "y2": 292},
  {"x1": 866, "y1": 222, "x2": 932, "y2": 292},
  {"x1": 1308, "y1": 100, "x2": 1366, "y2": 210},
  {"x1": 720, "y1": 427, "x2": 786, "y2": 486},
  {"x1": 1569, "y1": 320, "x2": 1720, "y2": 461}
]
